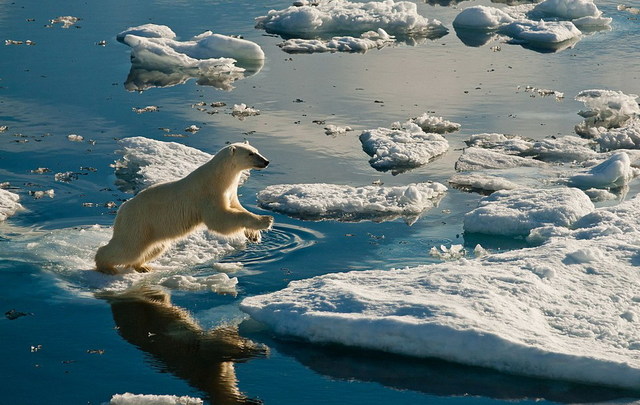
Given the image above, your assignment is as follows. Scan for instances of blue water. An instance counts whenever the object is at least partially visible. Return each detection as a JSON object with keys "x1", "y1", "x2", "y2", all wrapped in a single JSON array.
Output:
[{"x1": 1, "y1": 0, "x2": 640, "y2": 403}]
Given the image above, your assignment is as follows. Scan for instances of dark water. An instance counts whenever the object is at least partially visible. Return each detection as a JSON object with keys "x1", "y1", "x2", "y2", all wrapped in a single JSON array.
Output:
[{"x1": 1, "y1": 0, "x2": 639, "y2": 403}]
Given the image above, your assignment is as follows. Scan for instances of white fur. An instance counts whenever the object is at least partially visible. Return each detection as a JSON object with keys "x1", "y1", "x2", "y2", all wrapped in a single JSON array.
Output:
[{"x1": 95, "y1": 142, "x2": 273, "y2": 274}]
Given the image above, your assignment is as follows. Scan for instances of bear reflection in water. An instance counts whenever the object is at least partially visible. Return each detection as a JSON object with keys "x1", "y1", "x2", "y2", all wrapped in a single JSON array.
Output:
[{"x1": 99, "y1": 286, "x2": 267, "y2": 405}]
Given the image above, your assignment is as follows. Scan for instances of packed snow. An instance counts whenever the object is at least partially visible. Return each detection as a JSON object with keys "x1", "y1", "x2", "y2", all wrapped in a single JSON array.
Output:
[
  {"x1": 255, "y1": 0, "x2": 448, "y2": 39},
  {"x1": 360, "y1": 122, "x2": 450, "y2": 174},
  {"x1": 409, "y1": 113, "x2": 461, "y2": 134},
  {"x1": 256, "y1": 182, "x2": 447, "y2": 223},
  {"x1": 109, "y1": 393, "x2": 203, "y2": 405},
  {"x1": 463, "y1": 187, "x2": 594, "y2": 236},
  {"x1": 0, "y1": 188, "x2": 22, "y2": 221},
  {"x1": 241, "y1": 194, "x2": 640, "y2": 390},
  {"x1": 279, "y1": 29, "x2": 395, "y2": 53},
  {"x1": 448, "y1": 173, "x2": 519, "y2": 193}
]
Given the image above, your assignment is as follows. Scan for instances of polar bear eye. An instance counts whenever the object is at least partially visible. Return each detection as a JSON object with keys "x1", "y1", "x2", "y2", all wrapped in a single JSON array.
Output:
[{"x1": 248, "y1": 152, "x2": 256, "y2": 156}]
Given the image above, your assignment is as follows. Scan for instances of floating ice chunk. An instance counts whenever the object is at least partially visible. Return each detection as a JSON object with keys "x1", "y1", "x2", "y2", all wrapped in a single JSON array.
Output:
[
  {"x1": 67, "y1": 134, "x2": 84, "y2": 142},
  {"x1": 448, "y1": 173, "x2": 519, "y2": 193},
  {"x1": 409, "y1": 113, "x2": 461, "y2": 134},
  {"x1": 118, "y1": 24, "x2": 264, "y2": 62},
  {"x1": 429, "y1": 244, "x2": 465, "y2": 260},
  {"x1": 455, "y1": 147, "x2": 546, "y2": 171},
  {"x1": 0, "y1": 188, "x2": 22, "y2": 221},
  {"x1": 529, "y1": 136, "x2": 597, "y2": 162},
  {"x1": 241, "y1": 195, "x2": 640, "y2": 389},
  {"x1": 232, "y1": 103, "x2": 260, "y2": 119},
  {"x1": 114, "y1": 137, "x2": 214, "y2": 193},
  {"x1": 212, "y1": 262, "x2": 244, "y2": 273},
  {"x1": 159, "y1": 273, "x2": 238, "y2": 294},
  {"x1": 116, "y1": 24, "x2": 177, "y2": 42},
  {"x1": 501, "y1": 20, "x2": 582, "y2": 47},
  {"x1": 463, "y1": 187, "x2": 594, "y2": 236},
  {"x1": 569, "y1": 152, "x2": 637, "y2": 188},
  {"x1": 256, "y1": 0, "x2": 448, "y2": 38},
  {"x1": 574, "y1": 89, "x2": 640, "y2": 137},
  {"x1": 257, "y1": 182, "x2": 447, "y2": 223},
  {"x1": 452, "y1": 6, "x2": 515, "y2": 30},
  {"x1": 582, "y1": 188, "x2": 619, "y2": 202},
  {"x1": 109, "y1": 392, "x2": 203, "y2": 405},
  {"x1": 466, "y1": 133, "x2": 533, "y2": 155},
  {"x1": 279, "y1": 29, "x2": 395, "y2": 53},
  {"x1": 618, "y1": 4, "x2": 640, "y2": 15},
  {"x1": 360, "y1": 122, "x2": 449, "y2": 173},
  {"x1": 595, "y1": 118, "x2": 640, "y2": 150},
  {"x1": 324, "y1": 124, "x2": 353, "y2": 135},
  {"x1": 531, "y1": 0, "x2": 602, "y2": 20},
  {"x1": 50, "y1": 16, "x2": 80, "y2": 29}
]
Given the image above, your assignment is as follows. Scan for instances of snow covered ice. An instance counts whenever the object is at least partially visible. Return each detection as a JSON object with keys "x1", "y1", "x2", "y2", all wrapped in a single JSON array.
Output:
[
  {"x1": 257, "y1": 182, "x2": 447, "y2": 223},
  {"x1": 453, "y1": 0, "x2": 611, "y2": 51},
  {"x1": 278, "y1": 29, "x2": 395, "y2": 54},
  {"x1": 117, "y1": 24, "x2": 264, "y2": 91},
  {"x1": 360, "y1": 122, "x2": 450, "y2": 174},
  {"x1": 109, "y1": 393, "x2": 203, "y2": 405},
  {"x1": 569, "y1": 152, "x2": 638, "y2": 189},
  {"x1": 0, "y1": 188, "x2": 22, "y2": 221},
  {"x1": 255, "y1": 0, "x2": 448, "y2": 39},
  {"x1": 463, "y1": 187, "x2": 594, "y2": 236},
  {"x1": 241, "y1": 194, "x2": 640, "y2": 390}
]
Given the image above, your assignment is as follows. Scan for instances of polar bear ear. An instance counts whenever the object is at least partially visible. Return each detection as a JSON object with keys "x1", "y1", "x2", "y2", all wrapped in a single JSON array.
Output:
[
  {"x1": 243, "y1": 140, "x2": 250, "y2": 145},
  {"x1": 229, "y1": 145, "x2": 236, "y2": 155}
]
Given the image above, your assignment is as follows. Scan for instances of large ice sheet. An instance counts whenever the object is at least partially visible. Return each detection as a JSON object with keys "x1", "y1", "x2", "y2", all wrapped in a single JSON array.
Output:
[
  {"x1": 360, "y1": 122, "x2": 449, "y2": 174},
  {"x1": 241, "y1": 195, "x2": 640, "y2": 390},
  {"x1": 255, "y1": 0, "x2": 448, "y2": 39},
  {"x1": 463, "y1": 187, "x2": 594, "y2": 236},
  {"x1": 257, "y1": 182, "x2": 447, "y2": 223},
  {"x1": 0, "y1": 188, "x2": 22, "y2": 221}
]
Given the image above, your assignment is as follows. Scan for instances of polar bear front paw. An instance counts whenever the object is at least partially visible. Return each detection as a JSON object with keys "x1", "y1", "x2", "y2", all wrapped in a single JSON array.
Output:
[
  {"x1": 245, "y1": 228, "x2": 262, "y2": 243},
  {"x1": 259, "y1": 215, "x2": 274, "y2": 230}
]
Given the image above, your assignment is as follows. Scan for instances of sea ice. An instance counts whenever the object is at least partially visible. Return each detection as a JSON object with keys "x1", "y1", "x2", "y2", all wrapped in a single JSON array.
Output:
[
  {"x1": 466, "y1": 133, "x2": 533, "y2": 155},
  {"x1": 569, "y1": 152, "x2": 637, "y2": 188},
  {"x1": 231, "y1": 103, "x2": 260, "y2": 119},
  {"x1": 114, "y1": 137, "x2": 214, "y2": 194},
  {"x1": 531, "y1": 0, "x2": 604, "y2": 21},
  {"x1": 255, "y1": 0, "x2": 448, "y2": 39},
  {"x1": 256, "y1": 182, "x2": 447, "y2": 223},
  {"x1": 116, "y1": 24, "x2": 177, "y2": 42},
  {"x1": 452, "y1": 6, "x2": 515, "y2": 30},
  {"x1": 409, "y1": 113, "x2": 461, "y2": 134},
  {"x1": 574, "y1": 89, "x2": 640, "y2": 136},
  {"x1": 279, "y1": 29, "x2": 395, "y2": 53},
  {"x1": 455, "y1": 147, "x2": 546, "y2": 171},
  {"x1": 109, "y1": 393, "x2": 203, "y2": 405},
  {"x1": 463, "y1": 187, "x2": 594, "y2": 236},
  {"x1": 448, "y1": 173, "x2": 519, "y2": 193},
  {"x1": 0, "y1": 188, "x2": 22, "y2": 221},
  {"x1": 596, "y1": 119, "x2": 640, "y2": 150},
  {"x1": 159, "y1": 273, "x2": 238, "y2": 294},
  {"x1": 360, "y1": 122, "x2": 449, "y2": 173},
  {"x1": 501, "y1": 20, "x2": 582, "y2": 47},
  {"x1": 241, "y1": 194, "x2": 640, "y2": 390}
]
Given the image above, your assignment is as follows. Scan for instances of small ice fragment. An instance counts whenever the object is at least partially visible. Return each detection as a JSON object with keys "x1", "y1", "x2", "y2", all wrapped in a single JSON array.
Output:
[
  {"x1": 185, "y1": 125, "x2": 200, "y2": 133},
  {"x1": 50, "y1": 16, "x2": 80, "y2": 28},
  {"x1": 67, "y1": 134, "x2": 84, "y2": 142},
  {"x1": 133, "y1": 106, "x2": 159, "y2": 114}
]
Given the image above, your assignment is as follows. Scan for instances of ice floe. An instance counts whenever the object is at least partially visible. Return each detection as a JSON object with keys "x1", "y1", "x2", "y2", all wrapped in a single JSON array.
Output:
[
  {"x1": 0, "y1": 188, "x2": 22, "y2": 221},
  {"x1": 117, "y1": 24, "x2": 264, "y2": 91},
  {"x1": 463, "y1": 187, "x2": 594, "y2": 236},
  {"x1": 256, "y1": 182, "x2": 447, "y2": 223},
  {"x1": 255, "y1": 0, "x2": 448, "y2": 39},
  {"x1": 574, "y1": 89, "x2": 640, "y2": 150},
  {"x1": 448, "y1": 173, "x2": 519, "y2": 193},
  {"x1": 455, "y1": 147, "x2": 546, "y2": 171},
  {"x1": 159, "y1": 273, "x2": 238, "y2": 294},
  {"x1": 453, "y1": 0, "x2": 611, "y2": 52},
  {"x1": 113, "y1": 137, "x2": 214, "y2": 194},
  {"x1": 569, "y1": 152, "x2": 637, "y2": 188},
  {"x1": 279, "y1": 28, "x2": 395, "y2": 53},
  {"x1": 109, "y1": 393, "x2": 203, "y2": 405},
  {"x1": 360, "y1": 122, "x2": 450, "y2": 174},
  {"x1": 241, "y1": 193, "x2": 640, "y2": 390},
  {"x1": 409, "y1": 113, "x2": 461, "y2": 134}
]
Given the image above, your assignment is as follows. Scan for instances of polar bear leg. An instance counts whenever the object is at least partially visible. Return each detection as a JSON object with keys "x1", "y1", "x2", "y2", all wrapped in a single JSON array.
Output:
[{"x1": 203, "y1": 209, "x2": 273, "y2": 236}]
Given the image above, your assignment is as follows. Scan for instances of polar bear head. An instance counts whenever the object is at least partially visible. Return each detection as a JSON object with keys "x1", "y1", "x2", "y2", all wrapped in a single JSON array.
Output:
[{"x1": 226, "y1": 142, "x2": 270, "y2": 170}]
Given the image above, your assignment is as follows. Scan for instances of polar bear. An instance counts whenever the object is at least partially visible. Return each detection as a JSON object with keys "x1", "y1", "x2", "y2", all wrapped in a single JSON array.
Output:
[{"x1": 95, "y1": 142, "x2": 273, "y2": 275}]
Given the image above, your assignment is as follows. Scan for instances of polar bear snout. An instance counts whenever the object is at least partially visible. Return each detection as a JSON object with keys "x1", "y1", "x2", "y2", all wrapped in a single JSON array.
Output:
[{"x1": 252, "y1": 154, "x2": 270, "y2": 169}]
